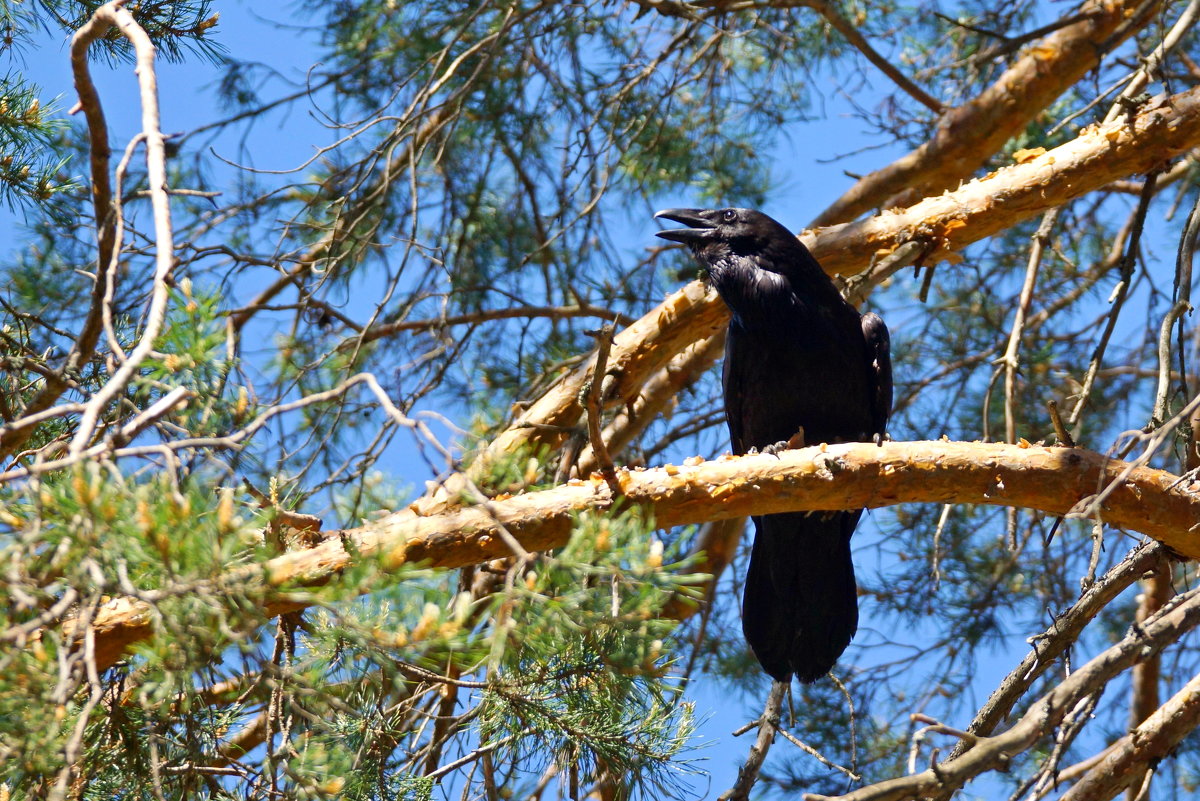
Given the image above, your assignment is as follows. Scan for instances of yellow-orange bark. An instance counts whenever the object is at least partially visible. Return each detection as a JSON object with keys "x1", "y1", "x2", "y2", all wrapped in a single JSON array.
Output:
[{"x1": 73, "y1": 441, "x2": 1200, "y2": 671}]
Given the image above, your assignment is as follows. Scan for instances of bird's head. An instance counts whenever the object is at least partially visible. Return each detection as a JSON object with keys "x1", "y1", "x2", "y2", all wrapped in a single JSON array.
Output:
[{"x1": 653, "y1": 207, "x2": 798, "y2": 271}]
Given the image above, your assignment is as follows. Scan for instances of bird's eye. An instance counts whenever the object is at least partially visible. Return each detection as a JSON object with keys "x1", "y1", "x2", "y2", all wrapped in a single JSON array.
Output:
[{"x1": 722, "y1": 209, "x2": 736, "y2": 222}]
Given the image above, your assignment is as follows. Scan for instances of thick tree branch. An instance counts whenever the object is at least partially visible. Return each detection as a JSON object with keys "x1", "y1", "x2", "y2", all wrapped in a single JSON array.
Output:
[
  {"x1": 811, "y1": 0, "x2": 1162, "y2": 225},
  {"x1": 809, "y1": 87, "x2": 1200, "y2": 275},
  {"x1": 57, "y1": 440, "x2": 1200, "y2": 673}
]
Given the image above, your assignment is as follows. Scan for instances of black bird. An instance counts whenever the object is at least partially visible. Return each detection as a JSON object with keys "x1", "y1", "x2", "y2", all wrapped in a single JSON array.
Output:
[{"x1": 655, "y1": 207, "x2": 892, "y2": 683}]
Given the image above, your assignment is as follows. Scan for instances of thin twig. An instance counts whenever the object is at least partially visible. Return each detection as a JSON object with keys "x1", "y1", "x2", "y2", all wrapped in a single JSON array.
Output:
[
  {"x1": 999, "y1": 209, "x2": 1059, "y2": 443},
  {"x1": 1152, "y1": 300, "x2": 1191, "y2": 425},
  {"x1": 583, "y1": 324, "x2": 619, "y2": 493},
  {"x1": 720, "y1": 681, "x2": 788, "y2": 801},
  {"x1": 778, "y1": 726, "x2": 861, "y2": 782},
  {"x1": 908, "y1": 712, "x2": 978, "y2": 773},
  {"x1": 1070, "y1": 171, "x2": 1158, "y2": 426}
]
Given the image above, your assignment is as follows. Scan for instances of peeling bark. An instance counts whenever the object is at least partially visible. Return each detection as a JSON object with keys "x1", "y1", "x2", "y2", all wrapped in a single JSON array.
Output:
[{"x1": 811, "y1": 0, "x2": 1164, "y2": 226}]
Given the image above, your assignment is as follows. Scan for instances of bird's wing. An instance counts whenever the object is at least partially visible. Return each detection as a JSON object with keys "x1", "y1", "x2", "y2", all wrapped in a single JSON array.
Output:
[
  {"x1": 722, "y1": 324, "x2": 746, "y2": 455},
  {"x1": 861, "y1": 312, "x2": 893, "y2": 442}
]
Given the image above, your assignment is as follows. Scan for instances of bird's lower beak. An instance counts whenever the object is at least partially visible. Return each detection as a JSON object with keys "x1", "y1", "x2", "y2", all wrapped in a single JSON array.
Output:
[{"x1": 654, "y1": 208, "x2": 715, "y2": 243}]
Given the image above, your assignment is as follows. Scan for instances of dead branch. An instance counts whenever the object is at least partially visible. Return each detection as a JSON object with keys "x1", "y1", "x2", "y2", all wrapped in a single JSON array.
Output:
[
  {"x1": 583, "y1": 325, "x2": 618, "y2": 489},
  {"x1": 954, "y1": 540, "x2": 1169, "y2": 751},
  {"x1": 720, "y1": 681, "x2": 788, "y2": 801},
  {"x1": 806, "y1": 585, "x2": 1200, "y2": 801},
  {"x1": 1058, "y1": 664, "x2": 1200, "y2": 801},
  {"x1": 461, "y1": 280, "x2": 729, "y2": 488}
]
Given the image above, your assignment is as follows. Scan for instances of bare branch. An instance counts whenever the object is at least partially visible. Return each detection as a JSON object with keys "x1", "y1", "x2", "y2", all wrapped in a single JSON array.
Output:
[
  {"x1": 1058, "y1": 662, "x2": 1200, "y2": 801},
  {"x1": 719, "y1": 681, "x2": 787, "y2": 801},
  {"x1": 956, "y1": 540, "x2": 1168, "y2": 748},
  {"x1": 576, "y1": 330, "x2": 724, "y2": 476},
  {"x1": 67, "y1": 1, "x2": 177, "y2": 454},
  {"x1": 803, "y1": 0, "x2": 943, "y2": 114},
  {"x1": 806, "y1": 585, "x2": 1200, "y2": 801}
]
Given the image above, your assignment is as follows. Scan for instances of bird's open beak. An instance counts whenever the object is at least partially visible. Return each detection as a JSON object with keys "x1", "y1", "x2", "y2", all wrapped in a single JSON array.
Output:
[{"x1": 654, "y1": 208, "x2": 715, "y2": 243}]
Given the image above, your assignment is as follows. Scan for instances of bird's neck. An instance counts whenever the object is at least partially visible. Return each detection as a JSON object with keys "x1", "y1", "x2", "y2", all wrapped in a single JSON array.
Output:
[{"x1": 708, "y1": 254, "x2": 845, "y2": 329}]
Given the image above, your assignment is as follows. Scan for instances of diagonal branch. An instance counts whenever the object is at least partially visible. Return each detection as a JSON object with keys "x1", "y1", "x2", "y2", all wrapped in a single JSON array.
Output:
[
  {"x1": 811, "y1": 0, "x2": 1164, "y2": 225},
  {"x1": 806, "y1": 585, "x2": 1200, "y2": 801},
  {"x1": 802, "y1": 0, "x2": 943, "y2": 114},
  {"x1": 455, "y1": 83, "x2": 1200, "y2": 484},
  {"x1": 957, "y1": 540, "x2": 1169, "y2": 747},
  {"x1": 1058, "y1": 661, "x2": 1200, "y2": 801}
]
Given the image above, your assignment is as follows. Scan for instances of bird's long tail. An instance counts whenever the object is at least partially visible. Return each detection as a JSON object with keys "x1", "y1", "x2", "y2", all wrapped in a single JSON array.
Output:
[{"x1": 741, "y1": 510, "x2": 860, "y2": 683}]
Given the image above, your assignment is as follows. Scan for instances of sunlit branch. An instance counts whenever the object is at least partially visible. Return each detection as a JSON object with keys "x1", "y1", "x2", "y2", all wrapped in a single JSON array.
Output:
[{"x1": 51, "y1": 440, "x2": 1200, "y2": 673}]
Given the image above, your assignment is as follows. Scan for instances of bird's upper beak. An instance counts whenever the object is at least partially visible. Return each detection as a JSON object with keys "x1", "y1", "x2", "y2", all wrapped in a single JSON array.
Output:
[{"x1": 654, "y1": 208, "x2": 716, "y2": 243}]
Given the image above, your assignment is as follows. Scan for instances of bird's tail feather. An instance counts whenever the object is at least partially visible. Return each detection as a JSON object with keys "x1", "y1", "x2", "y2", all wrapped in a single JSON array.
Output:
[{"x1": 741, "y1": 511, "x2": 860, "y2": 683}]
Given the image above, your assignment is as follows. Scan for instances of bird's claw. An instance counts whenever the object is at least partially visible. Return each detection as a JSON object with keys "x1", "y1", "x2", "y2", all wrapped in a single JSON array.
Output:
[
  {"x1": 1170, "y1": 466, "x2": 1200, "y2": 490},
  {"x1": 762, "y1": 429, "x2": 806, "y2": 457}
]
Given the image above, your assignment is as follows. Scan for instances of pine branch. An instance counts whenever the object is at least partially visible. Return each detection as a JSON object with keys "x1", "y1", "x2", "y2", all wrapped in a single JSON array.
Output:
[
  {"x1": 806, "y1": 585, "x2": 1200, "y2": 801},
  {"x1": 52, "y1": 440, "x2": 1200, "y2": 673},
  {"x1": 811, "y1": 0, "x2": 1164, "y2": 226}
]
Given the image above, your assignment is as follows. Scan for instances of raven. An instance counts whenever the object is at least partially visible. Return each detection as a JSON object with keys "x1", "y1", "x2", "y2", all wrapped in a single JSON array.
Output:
[{"x1": 655, "y1": 207, "x2": 892, "y2": 683}]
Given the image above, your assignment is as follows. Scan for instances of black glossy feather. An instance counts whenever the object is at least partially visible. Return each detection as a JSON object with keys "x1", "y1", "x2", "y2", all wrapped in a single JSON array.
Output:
[{"x1": 655, "y1": 207, "x2": 892, "y2": 682}]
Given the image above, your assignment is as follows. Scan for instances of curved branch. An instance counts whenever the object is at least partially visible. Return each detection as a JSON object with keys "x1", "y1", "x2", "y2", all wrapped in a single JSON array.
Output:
[
  {"x1": 0, "y1": 1, "x2": 124, "y2": 460},
  {"x1": 62, "y1": 440, "x2": 1200, "y2": 672},
  {"x1": 69, "y1": 2, "x2": 176, "y2": 454}
]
